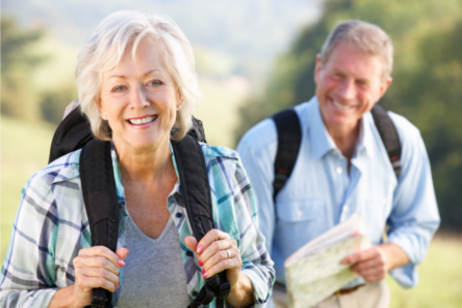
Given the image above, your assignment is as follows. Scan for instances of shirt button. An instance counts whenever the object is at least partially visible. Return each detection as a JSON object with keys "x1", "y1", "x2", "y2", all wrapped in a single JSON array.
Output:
[
  {"x1": 381, "y1": 198, "x2": 387, "y2": 205},
  {"x1": 176, "y1": 212, "x2": 183, "y2": 218},
  {"x1": 192, "y1": 291, "x2": 198, "y2": 297},
  {"x1": 336, "y1": 167, "x2": 343, "y2": 174},
  {"x1": 297, "y1": 210, "x2": 303, "y2": 217},
  {"x1": 186, "y1": 250, "x2": 193, "y2": 257},
  {"x1": 343, "y1": 205, "x2": 349, "y2": 212}
]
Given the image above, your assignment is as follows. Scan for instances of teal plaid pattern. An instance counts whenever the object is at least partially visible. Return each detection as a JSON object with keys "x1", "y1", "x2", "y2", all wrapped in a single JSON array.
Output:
[{"x1": 0, "y1": 143, "x2": 274, "y2": 307}]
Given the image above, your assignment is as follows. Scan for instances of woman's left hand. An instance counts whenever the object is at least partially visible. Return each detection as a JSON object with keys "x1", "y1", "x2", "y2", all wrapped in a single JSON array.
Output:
[{"x1": 184, "y1": 229, "x2": 241, "y2": 287}]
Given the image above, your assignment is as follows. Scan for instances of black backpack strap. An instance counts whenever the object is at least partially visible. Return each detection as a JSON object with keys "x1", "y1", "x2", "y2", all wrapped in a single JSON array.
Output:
[
  {"x1": 371, "y1": 105, "x2": 402, "y2": 177},
  {"x1": 171, "y1": 135, "x2": 230, "y2": 308},
  {"x1": 49, "y1": 106, "x2": 94, "y2": 164},
  {"x1": 80, "y1": 139, "x2": 119, "y2": 308},
  {"x1": 271, "y1": 109, "x2": 302, "y2": 201}
]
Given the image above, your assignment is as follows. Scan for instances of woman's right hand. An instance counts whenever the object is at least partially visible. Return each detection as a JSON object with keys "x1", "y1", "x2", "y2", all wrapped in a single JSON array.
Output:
[{"x1": 71, "y1": 246, "x2": 129, "y2": 307}]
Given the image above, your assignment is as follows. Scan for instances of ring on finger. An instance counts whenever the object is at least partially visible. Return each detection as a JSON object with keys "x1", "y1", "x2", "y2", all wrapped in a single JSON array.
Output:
[{"x1": 225, "y1": 249, "x2": 231, "y2": 259}]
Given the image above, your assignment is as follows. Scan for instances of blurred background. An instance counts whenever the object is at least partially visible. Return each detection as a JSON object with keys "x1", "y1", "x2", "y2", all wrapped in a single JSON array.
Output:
[{"x1": 1, "y1": 0, "x2": 461, "y2": 307}]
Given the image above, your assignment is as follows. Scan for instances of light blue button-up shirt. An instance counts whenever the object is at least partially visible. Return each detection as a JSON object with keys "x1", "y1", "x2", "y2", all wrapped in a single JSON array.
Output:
[{"x1": 237, "y1": 97, "x2": 440, "y2": 291}]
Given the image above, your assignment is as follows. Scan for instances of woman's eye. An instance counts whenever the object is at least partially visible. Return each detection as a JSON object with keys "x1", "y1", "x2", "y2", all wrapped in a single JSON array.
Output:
[
  {"x1": 148, "y1": 80, "x2": 162, "y2": 87},
  {"x1": 112, "y1": 86, "x2": 126, "y2": 92}
]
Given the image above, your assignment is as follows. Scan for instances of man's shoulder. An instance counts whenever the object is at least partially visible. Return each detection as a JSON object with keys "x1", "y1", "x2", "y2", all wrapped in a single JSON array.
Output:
[
  {"x1": 386, "y1": 111, "x2": 422, "y2": 143},
  {"x1": 238, "y1": 117, "x2": 277, "y2": 153}
]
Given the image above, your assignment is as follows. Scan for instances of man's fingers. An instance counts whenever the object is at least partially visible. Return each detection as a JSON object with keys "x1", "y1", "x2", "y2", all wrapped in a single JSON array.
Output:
[{"x1": 341, "y1": 246, "x2": 379, "y2": 265}]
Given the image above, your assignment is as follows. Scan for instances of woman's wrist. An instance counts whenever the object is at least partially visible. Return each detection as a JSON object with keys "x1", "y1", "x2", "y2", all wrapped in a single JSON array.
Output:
[
  {"x1": 49, "y1": 285, "x2": 85, "y2": 308},
  {"x1": 226, "y1": 272, "x2": 254, "y2": 308}
]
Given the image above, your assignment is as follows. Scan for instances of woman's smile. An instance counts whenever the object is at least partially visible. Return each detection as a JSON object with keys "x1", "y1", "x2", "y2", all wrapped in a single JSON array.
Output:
[{"x1": 127, "y1": 114, "x2": 158, "y2": 127}]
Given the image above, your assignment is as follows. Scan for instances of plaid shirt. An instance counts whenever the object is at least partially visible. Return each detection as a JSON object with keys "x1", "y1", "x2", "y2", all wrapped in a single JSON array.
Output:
[{"x1": 0, "y1": 143, "x2": 274, "y2": 308}]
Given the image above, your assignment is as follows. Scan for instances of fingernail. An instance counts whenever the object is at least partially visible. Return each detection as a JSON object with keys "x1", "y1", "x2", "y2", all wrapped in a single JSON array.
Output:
[
  {"x1": 118, "y1": 281, "x2": 121, "y2": 286},
  {"x1": 117, "y1": 272, "x2": 120, "y2": 277},
  {"x1": 197, "y1": 245, "x2": 204, "y2": 254},
  {"x1": 202, "y1": 268, "x2": 206, "y2": 274},
  {"x1": 126, "y1": 248, "x2": 129, "y2": 254},
  {"x1": 118, "y1": 260, "x2": 125, "y2": 267},
  {"x1": 198, "y1": 260, "x2": 203, "y2": 267},
  {"x1": 114, "y1": 287, "x2": 117, "y2": 292},
  {"x1": 202, "y1": 271, "x2": 209, "y2": 278}
]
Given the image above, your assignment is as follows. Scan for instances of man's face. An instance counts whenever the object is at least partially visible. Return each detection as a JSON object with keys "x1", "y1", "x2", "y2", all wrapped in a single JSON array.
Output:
[{"x1": 314, "y1": 41, "x2": 392, "y2": 132}]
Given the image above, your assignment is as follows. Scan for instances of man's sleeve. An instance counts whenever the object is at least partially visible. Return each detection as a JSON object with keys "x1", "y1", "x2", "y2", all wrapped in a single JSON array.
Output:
[
  {"x1": 0, "y1": 174, "x2": 59, "y2": 307},
  {"x1": 386, "y1": 113, "x2": 440, "y2": 288},
  {"x1": 236, "y1": 119, "x2": 278, "y2": 254}
]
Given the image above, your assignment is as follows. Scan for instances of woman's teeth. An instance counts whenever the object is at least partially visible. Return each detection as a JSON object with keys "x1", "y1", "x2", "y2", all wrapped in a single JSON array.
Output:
[
  {"x1": 129, "y1": 115, "x2": 157, "y2": 125},
  {"x1": 333, "y1": 100, "x2": 350, "y2": 110}
]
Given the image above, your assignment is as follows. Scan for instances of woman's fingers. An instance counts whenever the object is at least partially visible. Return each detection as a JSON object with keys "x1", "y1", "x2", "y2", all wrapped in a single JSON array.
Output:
[
  {"x1": 73, "y1": 246, "x2": 129, "y2": 297},
  {"x1": 202, "y1": 247, "x2": 241, "y2": 278}
]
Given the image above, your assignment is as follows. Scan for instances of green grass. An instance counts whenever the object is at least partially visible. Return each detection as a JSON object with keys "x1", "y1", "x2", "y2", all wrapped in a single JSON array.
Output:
[
  {"x1": 1, "y1": 116, "x2": 461, "y2": 307},
  {"x1": 1, "y1": 116, "x2": 56, "y2": 263}
]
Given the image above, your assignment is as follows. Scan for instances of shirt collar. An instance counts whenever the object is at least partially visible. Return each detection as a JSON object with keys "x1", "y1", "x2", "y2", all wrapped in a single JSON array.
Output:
[
  {"x1": 308, "y1": 97, "x2": 338, "y2": 160},
  {"x1": 307, "y1": 97, "x2": 375, "y2": 160}
]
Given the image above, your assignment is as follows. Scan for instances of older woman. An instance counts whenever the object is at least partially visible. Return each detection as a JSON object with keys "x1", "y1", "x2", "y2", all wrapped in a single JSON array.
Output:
[{"x1": 0, "y1": 11, "x2": 274, "y2": 308}]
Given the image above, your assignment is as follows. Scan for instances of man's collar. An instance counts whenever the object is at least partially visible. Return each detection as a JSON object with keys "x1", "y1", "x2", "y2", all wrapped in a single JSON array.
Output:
[
  {"x1": 308, "y1": 97, "x2": 338, "y2": 160},
  {"x1": 307, "y1": 97, "x2": 375, "y2": 160}
]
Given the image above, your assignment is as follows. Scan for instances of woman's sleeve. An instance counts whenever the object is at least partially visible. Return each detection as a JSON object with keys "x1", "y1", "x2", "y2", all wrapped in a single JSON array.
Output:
[
  {"x1": 229, "y1": 158, "x2": 275, "y2": 307},
  {"x1": 0, "y1": 173, "x2": 60, "y2": 307}
]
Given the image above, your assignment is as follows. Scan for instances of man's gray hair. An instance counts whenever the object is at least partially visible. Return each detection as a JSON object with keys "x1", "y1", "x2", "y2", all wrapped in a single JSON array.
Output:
[
  {"x1": 76, "y1": 10, "x2": 202, "y2": 141},
  {"x1": 320, "y1": 20, "x2": 393, "y2": 81}
]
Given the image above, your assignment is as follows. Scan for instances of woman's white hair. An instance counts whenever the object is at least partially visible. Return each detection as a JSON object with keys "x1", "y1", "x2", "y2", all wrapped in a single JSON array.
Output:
[
  {"x1": 76, "y1": 10, "x2": 202, "y2": 141},
  {"x1": 320, "y1": 20, "x2": 394, "y2": 82}
]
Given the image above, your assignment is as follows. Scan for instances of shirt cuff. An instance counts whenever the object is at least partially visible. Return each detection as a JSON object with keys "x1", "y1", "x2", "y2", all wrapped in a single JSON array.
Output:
[
  {"x1": 387, "y1": 233, "x2": 419, "y2": 288},
  {"x1": 241, "y1": 268, "x2": 273, "y2": 307}
]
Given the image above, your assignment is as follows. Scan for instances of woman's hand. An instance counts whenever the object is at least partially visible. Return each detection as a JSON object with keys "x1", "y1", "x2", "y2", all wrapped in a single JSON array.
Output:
[
  {"x1": 185, "y1": 230, "x2": 254, "y2": 307},
  {"x1": 72, "y1": 246, "x2": 129, "y2": 306},
  {"x1": 50, "y1": 246, "x2": 129, "y2": 308}
]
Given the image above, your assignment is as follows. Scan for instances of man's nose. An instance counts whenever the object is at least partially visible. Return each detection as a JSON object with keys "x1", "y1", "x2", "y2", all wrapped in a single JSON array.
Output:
[{"x1": 338, "y1": 79, "x2": 356, "y2": 100}]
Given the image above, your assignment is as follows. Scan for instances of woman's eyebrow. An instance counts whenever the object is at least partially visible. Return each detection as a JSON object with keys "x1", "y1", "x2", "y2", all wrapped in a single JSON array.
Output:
[{"x1": 107, "y1": 69, "x2": 162, "y2": 80}]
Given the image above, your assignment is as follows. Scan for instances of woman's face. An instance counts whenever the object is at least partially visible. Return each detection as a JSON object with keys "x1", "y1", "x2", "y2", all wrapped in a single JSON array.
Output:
[{"x1": 97, "y1": 37, "x2": 181, "y2": 154}]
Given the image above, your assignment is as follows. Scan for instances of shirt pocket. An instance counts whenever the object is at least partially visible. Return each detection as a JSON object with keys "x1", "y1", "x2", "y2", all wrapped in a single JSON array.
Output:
[{"x1": 275, "y1": 197, "x2": 323, "y2": 222}]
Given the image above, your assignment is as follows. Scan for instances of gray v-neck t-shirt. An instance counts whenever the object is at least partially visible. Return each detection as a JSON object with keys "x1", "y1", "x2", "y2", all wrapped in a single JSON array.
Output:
[{"x1": 117, "y1": 216, "x2": 190, "y2": 307}]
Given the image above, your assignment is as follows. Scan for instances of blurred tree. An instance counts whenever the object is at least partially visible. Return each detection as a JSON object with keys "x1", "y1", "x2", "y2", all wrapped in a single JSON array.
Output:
[
  {"x1": 1, "y1": 16, "x2": 47, "y2": 120},
  {"x1": 235, "y1": 0, "x2": 462, "y2": 232},
  {"x1": 40, "y1": 83, "x2": 78, "y2": 124}
]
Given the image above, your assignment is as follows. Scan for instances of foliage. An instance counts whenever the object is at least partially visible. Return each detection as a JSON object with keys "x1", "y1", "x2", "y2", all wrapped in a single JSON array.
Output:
[
  {"x1": 1, "y1": 16, "x2": 47, "y2": 120},
  {"x1": 235, "y1": 0, "x2": 462, "y2": 232}
]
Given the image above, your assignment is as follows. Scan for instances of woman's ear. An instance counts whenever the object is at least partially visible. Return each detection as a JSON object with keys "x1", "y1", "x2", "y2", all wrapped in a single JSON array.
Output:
[
  {"x1": 176, "y1": 90, "x2": 184, "y2": 111},
  {"x1": 94, "y1": 97, "x2": 106, "y2": 119}
]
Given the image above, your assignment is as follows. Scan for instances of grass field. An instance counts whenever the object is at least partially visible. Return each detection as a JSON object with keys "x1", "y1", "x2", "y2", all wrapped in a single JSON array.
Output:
[{"x1": 1, "y1": 115, "x2": 461, "y2": 307}]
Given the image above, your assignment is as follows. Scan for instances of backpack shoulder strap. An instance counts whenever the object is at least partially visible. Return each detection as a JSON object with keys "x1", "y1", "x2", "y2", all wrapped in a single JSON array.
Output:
[
  {"x1": 80, "y1": 139, "x2": 119, "y2": 308},
  {"x1": 271, "y1": 108, "x2": 302, "y2": 201},
  {"x1": 371, "y1": 104, "x2": 402, "y2": 177},
  {"x1": 171, "y1": 136, "x2": 230, "y2": 308},
  {"x1": 49, "y1": 105, "x2": 94, "y2": 164}
]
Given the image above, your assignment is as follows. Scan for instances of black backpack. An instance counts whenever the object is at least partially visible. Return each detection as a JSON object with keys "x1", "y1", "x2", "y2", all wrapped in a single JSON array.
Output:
[
  {"x1": 49, "y1": 106, "x2": 230, "y2": 308},
  {"x1": 271, "y1": 104, "x2": 402, "y2": 200}
]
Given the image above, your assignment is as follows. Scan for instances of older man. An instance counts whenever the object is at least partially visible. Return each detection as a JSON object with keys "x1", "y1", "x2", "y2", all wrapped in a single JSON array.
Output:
[{"x1": 237, "y1": 20, "x2": 440, "y2": 308}]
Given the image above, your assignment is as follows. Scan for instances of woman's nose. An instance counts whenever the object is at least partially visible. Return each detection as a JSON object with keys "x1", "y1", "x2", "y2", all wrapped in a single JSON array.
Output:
[{"x1": 130, "y1": 85, "x2": 150, "y2": 109}]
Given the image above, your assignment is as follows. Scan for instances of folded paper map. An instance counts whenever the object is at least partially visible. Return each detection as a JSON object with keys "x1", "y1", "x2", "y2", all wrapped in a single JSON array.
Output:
[{"x1": 284, "y1": 215, "x2": 371, "y2": 308}]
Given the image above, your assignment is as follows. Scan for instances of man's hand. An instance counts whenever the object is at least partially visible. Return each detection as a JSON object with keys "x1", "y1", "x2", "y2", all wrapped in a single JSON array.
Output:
[{"x1": 341, "y1": 243, "x2": 410, "y2": 283}]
